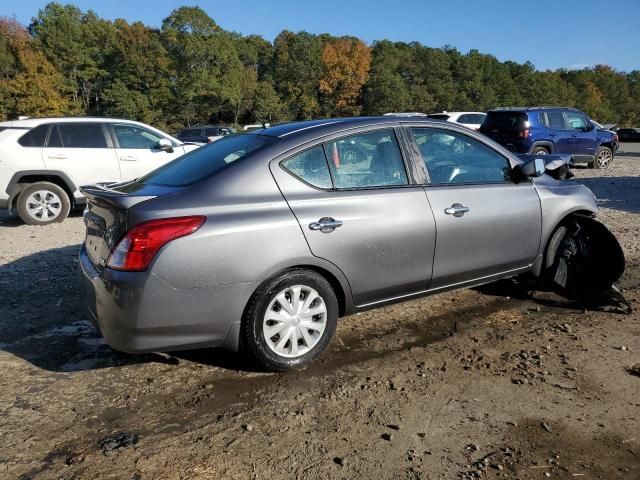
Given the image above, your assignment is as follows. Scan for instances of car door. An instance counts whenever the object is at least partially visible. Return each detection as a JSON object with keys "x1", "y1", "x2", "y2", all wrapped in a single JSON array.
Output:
[
  {"x1": 565, "y1": 111, "x2": 597, "y2": 160},
  {"x1": 43, "y1": 122, "x2": 120, "y2": 188},
  {"x1": 271, "y1": 127, "x2": 437, "y2": 306},
  {"x1": 542, "y1": 111, "x2": 572, "y2": 153},
  {"x1": 111, "y1": 123, "x2": 185, "y2": 181},
  {"x1": 407, "y1": 126, "x2": 542, "y2": 289}
]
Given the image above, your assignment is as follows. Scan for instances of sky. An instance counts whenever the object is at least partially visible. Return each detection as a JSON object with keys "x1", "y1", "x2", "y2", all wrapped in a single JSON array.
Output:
[{"x1": 4, "y1": 0, "x2": 640, "y2": 72}]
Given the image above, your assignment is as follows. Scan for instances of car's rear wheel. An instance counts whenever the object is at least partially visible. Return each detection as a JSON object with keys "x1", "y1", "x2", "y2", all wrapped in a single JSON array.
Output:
[
  {"x1": 591, "y1": 146, "x2": 613, "y2": 169},
  {"x1": 16, "y1": 182, "x2": 70, "y2": 225},
  {"x1": 531, "y1": 146, "x2": 549, "y2": 155},
  {"x1": 241, "y1": 269, "x2": 338, "y2": 372}
]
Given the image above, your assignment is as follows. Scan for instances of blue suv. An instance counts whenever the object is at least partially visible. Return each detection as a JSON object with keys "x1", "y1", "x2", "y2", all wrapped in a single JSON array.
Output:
[{"x1": 479, "y1": 107, "x2": 619, "y2": 169}]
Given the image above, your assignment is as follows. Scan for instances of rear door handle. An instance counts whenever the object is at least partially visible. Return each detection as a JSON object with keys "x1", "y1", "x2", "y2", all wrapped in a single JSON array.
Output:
[
  {"x1": 47, "y1": 154, "x2": 68, "y2": 160},
  {"x1": 309, "y1": 217, "x2": 343, "y2": 232},
  {"x1": 444, "y1": 203, "x2": 470, "y2": 217},
  {"x1": 119, "y1": 155, "x2": 138, "y2": 161}
]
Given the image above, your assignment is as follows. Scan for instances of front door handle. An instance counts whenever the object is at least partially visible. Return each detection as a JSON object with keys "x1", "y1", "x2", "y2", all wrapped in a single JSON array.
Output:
[
  {"x1": 444, "y1": 203, "x2": 470, "y2": 217},
  {"x1": 309, "y1": 217, "x2": 343, "y2": 232},
  {"x1": 47, "y1": 154, "x2": 68, "y2": 160}
]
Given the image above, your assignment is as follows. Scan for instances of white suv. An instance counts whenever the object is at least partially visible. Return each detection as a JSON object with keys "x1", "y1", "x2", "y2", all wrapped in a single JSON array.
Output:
[
  {"x1": 426, "y1": 112, "x2": 487, "y2": 130},
  {"x1": 0, "y1": 117, "x2": 199, "y2": 225}
]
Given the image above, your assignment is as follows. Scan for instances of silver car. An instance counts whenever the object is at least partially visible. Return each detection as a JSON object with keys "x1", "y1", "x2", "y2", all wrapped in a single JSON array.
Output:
[{"x1": 78, "y1": 117, "x2": 624, "y2": 371}]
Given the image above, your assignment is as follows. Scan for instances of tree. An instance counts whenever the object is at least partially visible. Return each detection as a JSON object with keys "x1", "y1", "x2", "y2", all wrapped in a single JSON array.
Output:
[
  {"x1": 161, "y1": 6, "x2": 244, "y2": 127},
  {"x1": 319, "y1": 37, "x2": 371, "y2": 116},
  {"x1": 0, "y1": 17, "x2": 69, "y2": 119},
  {"x1": 272, "y1": 31, "x2": 323, "y2": 119}
]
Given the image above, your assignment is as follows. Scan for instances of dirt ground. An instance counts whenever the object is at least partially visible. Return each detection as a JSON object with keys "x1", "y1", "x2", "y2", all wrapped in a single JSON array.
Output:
[{"x1": 1, "y1": 145, "x2": 639, "y2": 480}]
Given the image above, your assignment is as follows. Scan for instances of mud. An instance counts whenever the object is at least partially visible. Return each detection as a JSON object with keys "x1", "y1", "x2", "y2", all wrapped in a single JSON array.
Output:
[{"x1": 1, "y1": 145, "x2": 640, "y2": 479}]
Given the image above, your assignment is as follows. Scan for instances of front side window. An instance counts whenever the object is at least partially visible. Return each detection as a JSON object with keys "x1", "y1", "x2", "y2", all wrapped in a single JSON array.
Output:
[
  {"x1": 565, "y1": 112, "x2": 590, "y2": 132},
  {"x1": 281, "y1": 146, "x2": 332, "y2": 189},
  {"x1": 19, "y1": 124, "x2": 49, "y2": 147},
  {"x1": 114, "y1": 124, "x2": 164, "y2": 149},
  {"x1": 47, "y1": 123, "x2": 107, "y2": 148},
  {"x1": 325, "y1": 129, "x2": 408, "y2": 189},
  {"x1": 411, "y1": 127, "x2": 511, "y2": 185}
]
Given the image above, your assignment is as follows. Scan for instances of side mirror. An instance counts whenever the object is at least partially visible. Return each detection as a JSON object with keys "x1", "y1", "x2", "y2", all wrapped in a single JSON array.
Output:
[
  {"x1": 520, "y1": 157, "x2": 546, "y2": 178},
  {"x1": 157, "y1": 138, "x2": 174, "y2": 152}
]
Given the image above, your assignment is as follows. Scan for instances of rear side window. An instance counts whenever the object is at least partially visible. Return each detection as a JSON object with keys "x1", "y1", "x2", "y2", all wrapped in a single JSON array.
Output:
[
  {"x1": 545, "y1": 112, "x2": 566, "y2": 130},
  {"x1": 325, "y1": 129, "x2": 408, "y2": 189},
  {"x1": 19, "y1": 125, "x2": 49, "y2": 147},
  {"x1": 136, "y1": 134, "x2": 276, "y2": 187},
  {"x1": 282, "y1": 146, "x2": 332, "y2": 189},
  {"x1": 482, "y1": 111, "x2": 528, "y2": 130},
  {"x1": 48, "y1": 123, "x2": 107, "y2": 148}
]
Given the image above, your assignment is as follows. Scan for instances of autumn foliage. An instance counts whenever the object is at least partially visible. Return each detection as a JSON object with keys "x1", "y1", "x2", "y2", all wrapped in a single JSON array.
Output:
[{"x1": 0, "y1": 4, "x2": 639, "y2": 129}]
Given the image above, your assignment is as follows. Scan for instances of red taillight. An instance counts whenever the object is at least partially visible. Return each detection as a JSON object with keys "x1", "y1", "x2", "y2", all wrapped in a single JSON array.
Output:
[
  {"x1": 107, "y1": 216, "x2": 206, "y2": 271},
  {"x1": 518, "y1": 129, "x2": 530, "y2": 139}
]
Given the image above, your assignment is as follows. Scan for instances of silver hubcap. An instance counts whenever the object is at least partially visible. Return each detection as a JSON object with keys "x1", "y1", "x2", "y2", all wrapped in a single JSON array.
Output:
[
  {"x1": 597, "y1": 150, "x2": 611, "y2": 168},
  {"x1": 263, "y1": 285, "x2": 327, "y2": 358},
  {"x1": 343, "y1": 149, "x2": 358, "y2": 163},
  {"x1": 26, "y1": 190, "x2": 62, "y2": 221},
  {"x1": 536, "y1": 150, "x2": 547, "y2": 155}
]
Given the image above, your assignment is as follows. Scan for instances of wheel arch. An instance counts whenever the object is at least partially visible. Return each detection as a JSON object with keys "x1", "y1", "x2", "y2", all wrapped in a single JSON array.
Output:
[
  {"x1": 531, "y1": 209, "x2": 597, "y2": 277},
  {"x1": 529, "y1": 141, "x2": 554, "y2": 154},
  {"x1": 7, "y1": 170, "x2": 77, "y2": 210}
]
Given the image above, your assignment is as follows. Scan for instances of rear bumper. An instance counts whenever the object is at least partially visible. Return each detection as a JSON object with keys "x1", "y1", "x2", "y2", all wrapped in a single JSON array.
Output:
[{"x1": 78, "y1": 245, "x2": 254, "y2": 353}]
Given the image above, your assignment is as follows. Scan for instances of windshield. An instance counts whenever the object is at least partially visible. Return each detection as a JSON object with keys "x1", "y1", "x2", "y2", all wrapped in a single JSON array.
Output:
[{"x1": 134, "y1": 134, "x2": 276, "y2": 187}]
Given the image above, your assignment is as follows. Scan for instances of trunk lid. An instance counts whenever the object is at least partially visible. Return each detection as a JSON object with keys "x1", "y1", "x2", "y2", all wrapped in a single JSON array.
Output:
[{"x1": 81, "y1": 182, "x2": 181, "y2": 269}]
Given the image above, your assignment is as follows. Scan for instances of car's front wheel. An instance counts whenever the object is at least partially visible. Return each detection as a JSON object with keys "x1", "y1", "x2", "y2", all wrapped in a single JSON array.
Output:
[
  {"x1": 16, "y1": 182, "x2": 70, "y2": 225},
  {"x1": 242, "y1": 269, "x2": 338, "y2": 372},
  {"x1": 591, "y1": 146, "x2": 613, "y2": 169}
]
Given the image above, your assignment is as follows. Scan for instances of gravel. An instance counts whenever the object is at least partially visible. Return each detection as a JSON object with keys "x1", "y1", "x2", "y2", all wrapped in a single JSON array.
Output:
[{"x1": 1, "y1": 144, "x2": 639, "y2": 479}]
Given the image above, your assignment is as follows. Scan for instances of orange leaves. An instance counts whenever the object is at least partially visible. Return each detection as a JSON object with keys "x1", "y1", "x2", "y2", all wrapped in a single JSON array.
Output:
[{"x1": 319, "y1": 38, "x2": 371, "y2": 116}]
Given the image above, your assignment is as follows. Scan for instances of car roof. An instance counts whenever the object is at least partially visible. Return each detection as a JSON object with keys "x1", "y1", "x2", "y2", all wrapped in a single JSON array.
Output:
[
  {"x1": 489, "y1": 106, "x2": 582, "y2": 112},
  {"x1": 0, "y1": 117, "x2": 182, "y2": 144},
  {"x1": 429, "y1": 111, "x2": 486, "y2": 116},
  {"x1": 245, "y1": 116, "x2": 453, "y2": 140}
]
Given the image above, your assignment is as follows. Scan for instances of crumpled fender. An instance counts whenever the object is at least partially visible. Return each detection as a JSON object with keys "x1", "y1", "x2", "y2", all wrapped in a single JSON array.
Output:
[
  {"x1": 518, "y1": 154, "x2": 575, "y2": 180},
  {"x1": 544, "y1": 215, "x2": 625, "y2": 300}
]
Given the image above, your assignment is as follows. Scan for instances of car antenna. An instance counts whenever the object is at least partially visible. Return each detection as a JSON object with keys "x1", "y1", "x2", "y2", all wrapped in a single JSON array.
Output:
[{"x1": 248, "y1": 108, "x2": 268, "y2": 129}]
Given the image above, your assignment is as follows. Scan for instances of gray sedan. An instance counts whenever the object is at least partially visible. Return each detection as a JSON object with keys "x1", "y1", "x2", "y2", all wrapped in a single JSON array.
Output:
[{"x1": 78, "y1": 117, "x2": 624, "y2": 371}]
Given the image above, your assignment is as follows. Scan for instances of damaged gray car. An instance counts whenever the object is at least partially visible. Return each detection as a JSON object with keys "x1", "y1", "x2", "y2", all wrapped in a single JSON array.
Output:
[{"x1": 78, "y1": 117, "x2": 625, "y2": 372}]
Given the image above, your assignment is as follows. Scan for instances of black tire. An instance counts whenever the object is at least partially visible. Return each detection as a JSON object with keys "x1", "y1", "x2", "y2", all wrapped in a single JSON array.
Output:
[
  {"x1": 16, "y1": 181, "x2": 70, "y2": 225},
  {"x1": 591, "y1": 146, "x2": 613, "y2": 169},
  {"x1": 531, "y1": 146, "x2": 549, "y2": 155},
  {"x1": 241, "y1": 269, "x2": 338, "y2": 372}
]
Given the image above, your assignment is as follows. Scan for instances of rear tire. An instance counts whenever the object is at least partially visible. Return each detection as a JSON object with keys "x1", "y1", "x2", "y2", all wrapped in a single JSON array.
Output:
[
  {"x1": 16, "y1": 182, "x2": 70, "y2": 225},
  {"x1": 591, "y1": 146, "x2": 613, "y2": 169},
  {"x1": 241, "y1": 269, "x2": 338, "y2": 372},
  {"x1": 531, "y1": 146, "x2": 549, "y2": 155}
]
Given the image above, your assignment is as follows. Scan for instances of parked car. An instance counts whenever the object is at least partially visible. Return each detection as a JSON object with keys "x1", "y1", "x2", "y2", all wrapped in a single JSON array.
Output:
[
  {"x1": 176, "y1": 125, "x2": 235, "y2": 144},
  {"x1": 479, "y1": 107, "x2": 619, "y2": 169},
  {"x1": 616, "y1": 128, "x2": 640, "y2": 142},
  {"x1": 427, "y1": 112, "x2": 487, "y2": 130},
  {"x1": 78, "y1": 116, "x2": 624, "y2": 372},
  {"x1": 0, "y1": 117, "x2": 199, "y2": 225}
]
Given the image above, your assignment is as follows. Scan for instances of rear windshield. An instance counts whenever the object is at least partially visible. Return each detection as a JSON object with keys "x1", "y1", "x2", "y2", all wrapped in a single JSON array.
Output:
[
  {"x1": 482, "y1": 111, "x2": 528, "y2": 130},
  {"x1": 135, "y1": 134, "x2": 276, "y2": 187},
  {"x1": 427, "y1": 114, "x2": 450, "y2": 121}
]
